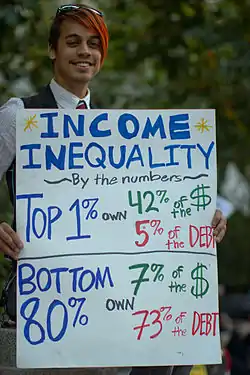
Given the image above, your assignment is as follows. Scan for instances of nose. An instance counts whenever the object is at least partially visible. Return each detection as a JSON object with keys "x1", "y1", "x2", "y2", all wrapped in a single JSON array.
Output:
[{"x1": 77, "y1": 41, "x2": 91, "y2": 56}]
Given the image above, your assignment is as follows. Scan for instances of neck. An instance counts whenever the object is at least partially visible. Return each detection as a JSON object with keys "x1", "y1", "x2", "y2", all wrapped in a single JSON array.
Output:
[{"x1": 54, "y1": 76, "x2": 88, "y2": 99}]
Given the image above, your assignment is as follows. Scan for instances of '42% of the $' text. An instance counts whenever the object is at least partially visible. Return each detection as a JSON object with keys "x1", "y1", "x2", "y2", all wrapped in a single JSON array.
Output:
[
  {"x1": 20, "y1": 296, "x2": 89, "y2": 346},
  {"x1": 128, "y1": 190, "x2": 169, "y2": 214}
]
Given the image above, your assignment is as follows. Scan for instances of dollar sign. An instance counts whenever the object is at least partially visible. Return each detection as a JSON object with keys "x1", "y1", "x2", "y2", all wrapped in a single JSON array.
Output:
[
  {"x1": 191, "y1": 262, "x2": 209, "y2": 299},
  {"x1": 190, "y1": 184, "x2": 211, "y2": 211}
]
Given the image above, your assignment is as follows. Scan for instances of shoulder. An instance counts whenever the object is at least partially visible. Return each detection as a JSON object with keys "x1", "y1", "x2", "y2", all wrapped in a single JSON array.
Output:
[
  {"x1": 21, "y1": 89, "x2": 45, "y2": 108},
  {"x1": 0, "y1": 97, "x2": 24, "y2": 112},
  {"x1": 0, "y1": 97, "x2": 24, "y2": 132}
]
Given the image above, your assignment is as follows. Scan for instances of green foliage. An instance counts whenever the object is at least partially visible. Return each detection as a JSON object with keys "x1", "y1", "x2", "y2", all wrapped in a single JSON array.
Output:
[
  {"x1": 0, "y1": 0, "x2": 54, "y2": 286},
  {"x1": 0, "y1": 1, "x2": 53, "y2": 103},
  {"x1": 0, "y1": 178, "x2": 13, "y2": 225},
  {"x1": 94, "y1": 0, "x2": 250, "y2": 285},
  {"x1": 0, "y1": 0, "x2": 250, "y2": 286}
]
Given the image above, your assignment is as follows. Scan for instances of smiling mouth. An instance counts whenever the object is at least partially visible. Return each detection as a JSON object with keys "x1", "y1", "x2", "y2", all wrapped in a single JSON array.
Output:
[{"x1": 72, "y1": 62, "x2": 93, "y2": 68}]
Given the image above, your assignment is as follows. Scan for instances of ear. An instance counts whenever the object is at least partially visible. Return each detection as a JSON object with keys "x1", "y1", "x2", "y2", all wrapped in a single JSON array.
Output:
[{"x1": 48, "y1": 45, "x2": 56, "y2": 60}]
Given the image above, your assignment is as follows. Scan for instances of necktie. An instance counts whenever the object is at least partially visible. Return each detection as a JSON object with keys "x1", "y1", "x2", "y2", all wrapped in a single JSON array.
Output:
[{"x1": 76, "y1": 100, "x2": 87, "y2": 109}]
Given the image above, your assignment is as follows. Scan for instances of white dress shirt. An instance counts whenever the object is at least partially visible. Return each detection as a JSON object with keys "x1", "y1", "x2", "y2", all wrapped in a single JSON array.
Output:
[{"x1": 0, "y1": 79, "x2": 91, "y2": 180}]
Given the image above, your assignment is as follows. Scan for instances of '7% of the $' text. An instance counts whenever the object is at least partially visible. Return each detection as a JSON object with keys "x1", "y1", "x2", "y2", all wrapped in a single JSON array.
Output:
[{"x1": 129, "y1": 263, "x2": 165, "y2": 296}]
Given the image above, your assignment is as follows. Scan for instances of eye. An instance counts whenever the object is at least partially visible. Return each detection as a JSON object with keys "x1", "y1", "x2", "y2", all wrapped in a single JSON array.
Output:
[
  {"x1": 67, "y1": 39, "x2": 80, "y2": 47},
  {"x1": 89, "y1": 39, "x2": 101, "y2": 48}
]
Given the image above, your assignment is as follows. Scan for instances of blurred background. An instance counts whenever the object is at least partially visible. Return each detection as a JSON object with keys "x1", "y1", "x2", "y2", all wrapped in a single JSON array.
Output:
[{"x1": 0, "y1": 0, "x2": 250, "y2": 374}]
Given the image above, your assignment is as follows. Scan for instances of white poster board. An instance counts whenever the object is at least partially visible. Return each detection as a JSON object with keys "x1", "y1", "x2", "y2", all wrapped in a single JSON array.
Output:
[{"x1": 16, "y1": 109, "x2": 220, "y2": 368}]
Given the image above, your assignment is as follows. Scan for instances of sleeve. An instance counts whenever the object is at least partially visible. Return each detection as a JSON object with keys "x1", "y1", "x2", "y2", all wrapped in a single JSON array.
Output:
[{"x1": 0, "y1": 97, "x2": 24, "y2": 180}]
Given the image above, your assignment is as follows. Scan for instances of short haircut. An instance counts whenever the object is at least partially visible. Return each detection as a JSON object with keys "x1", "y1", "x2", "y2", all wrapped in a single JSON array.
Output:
[{"x1": 48, "y1": 7, "x2": 109, "y2": 66}]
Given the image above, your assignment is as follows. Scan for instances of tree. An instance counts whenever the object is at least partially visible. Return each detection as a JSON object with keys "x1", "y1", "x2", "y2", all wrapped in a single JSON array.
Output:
[
  {"x1": 0, "y1": 0, "x2": 55, "y2": 291},
  {"x1": 94, "y1": 0, "x2": 250, "y2": 285}
]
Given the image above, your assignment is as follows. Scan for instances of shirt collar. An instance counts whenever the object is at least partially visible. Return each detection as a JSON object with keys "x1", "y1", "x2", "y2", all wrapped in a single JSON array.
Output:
[{"x1": 49, "y1": 78, "x2": 91, "y2": 109}]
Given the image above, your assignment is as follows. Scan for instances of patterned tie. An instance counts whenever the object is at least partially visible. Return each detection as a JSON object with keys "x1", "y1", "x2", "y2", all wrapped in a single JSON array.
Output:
[{"x1": 76, "y1": 100, "x2": 87, "y2": 109}]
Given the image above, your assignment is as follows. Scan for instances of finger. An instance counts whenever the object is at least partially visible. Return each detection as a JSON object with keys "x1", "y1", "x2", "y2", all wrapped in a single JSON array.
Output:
[
  {"x1": 0, "y1": 237, "x2": 19, "y2": 260},
  {"x1": 0, "y1": 222, "x2": 24, "y2": 249},
  {"x1": 0, "y1": 225, "x2": 18, "y2": 251},
  {"x1": 215, "y1": 227, "x2": 226, "y2": 243},
  {"x1": 212, "y1": 210, "x2": 222, "y2": 227},
  {"x1": 213, "y1": 218, "x2": 227, "y2": 237}
]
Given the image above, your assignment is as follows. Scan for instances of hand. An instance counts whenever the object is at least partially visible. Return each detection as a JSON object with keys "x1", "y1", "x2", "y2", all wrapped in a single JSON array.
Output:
[
  {"x1": 0, "y1": 222, "x2": 24, "y2": 260},
  {"x1": 212, "y1": 209, "x2": 227, "y2": 243}
]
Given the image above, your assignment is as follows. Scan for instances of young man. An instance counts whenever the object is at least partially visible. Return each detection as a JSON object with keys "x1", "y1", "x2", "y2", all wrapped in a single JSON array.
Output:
[
  {"x1": 0, "y1": 3, "x2": 109, "y2": 259},
  {"x1": 0, "y1": 4, "x2": 227, "y2": 375}
]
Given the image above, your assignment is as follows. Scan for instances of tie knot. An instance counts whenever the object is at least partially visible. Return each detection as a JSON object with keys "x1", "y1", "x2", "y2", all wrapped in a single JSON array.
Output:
[{"x1": 76, "y1": 100, "x2": 87, "y2": 109}]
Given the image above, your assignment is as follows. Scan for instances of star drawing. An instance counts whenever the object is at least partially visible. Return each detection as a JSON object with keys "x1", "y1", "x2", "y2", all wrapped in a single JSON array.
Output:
[
  {"x1": 194, "y1": 118, "x2": 212, "y2": 133},
  {"x1": 24, "y1": 114, "x2": 38, "y2": 132}
]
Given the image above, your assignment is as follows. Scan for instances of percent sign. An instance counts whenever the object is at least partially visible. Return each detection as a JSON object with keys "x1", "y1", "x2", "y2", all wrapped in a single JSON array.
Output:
[
  {"x1": 68, "y1": 297, "x2": 88, "y2": 327},
  {"x1": 160, "y1": 306, "x2": 173, "y2": 321},
  {"x1": 156, "y1": 190, "x2": 169, "y2": 204},
  {"x1": 82, "y1": 198, "x2": 99, "y2": 220},
  {"x1": 151, "y1": 263, "x2": 164, "y2": 281},
  {"x1": 150, "y1": 220, "x2": 164, "y2": 235},
  {"x1": 129, "y1": 263, "x2": 165, "y2": 296},
  {"x1": 135, "y1": 220, "x2": 164, "y2": 247}
]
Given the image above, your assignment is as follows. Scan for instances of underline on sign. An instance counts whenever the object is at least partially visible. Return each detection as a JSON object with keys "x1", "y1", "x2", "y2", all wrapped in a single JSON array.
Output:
[{"x1": 18, "y1": 250, "x2": 216, "y2": 261}]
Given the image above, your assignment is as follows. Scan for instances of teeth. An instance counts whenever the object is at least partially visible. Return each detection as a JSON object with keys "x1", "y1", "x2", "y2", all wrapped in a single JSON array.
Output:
[{"x1": 76, "y1": 62, "x2": 90, "y2": 67}]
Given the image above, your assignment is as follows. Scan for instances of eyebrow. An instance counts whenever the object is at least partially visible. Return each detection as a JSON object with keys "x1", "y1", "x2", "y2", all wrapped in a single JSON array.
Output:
[
  {"x1": 65, "y1": 33, "x2": 100, "y2": 40},
  {"x1": 65, "y1": 34, "x2": 80, "y2": 39}
]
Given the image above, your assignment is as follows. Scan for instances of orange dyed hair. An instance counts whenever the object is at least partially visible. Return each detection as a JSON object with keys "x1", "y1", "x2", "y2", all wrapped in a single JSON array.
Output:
[{"x1": 49, "y1": 6, "x2": 109, "y2": 65}]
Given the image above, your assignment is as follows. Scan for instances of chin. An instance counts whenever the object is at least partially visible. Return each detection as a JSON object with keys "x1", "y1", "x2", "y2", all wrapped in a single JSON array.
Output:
[
  {"x1": 76, "y1": 70, "x2": 93, "y2": 78},
  {"x1": 69, "y1": 74, "x2": 90, "y2": 83}
]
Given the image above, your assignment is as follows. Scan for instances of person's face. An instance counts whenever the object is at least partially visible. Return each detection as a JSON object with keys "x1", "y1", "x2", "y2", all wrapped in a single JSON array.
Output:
[{"x1": 50, "y1": 19, "x2": 102, "y2": 91}]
